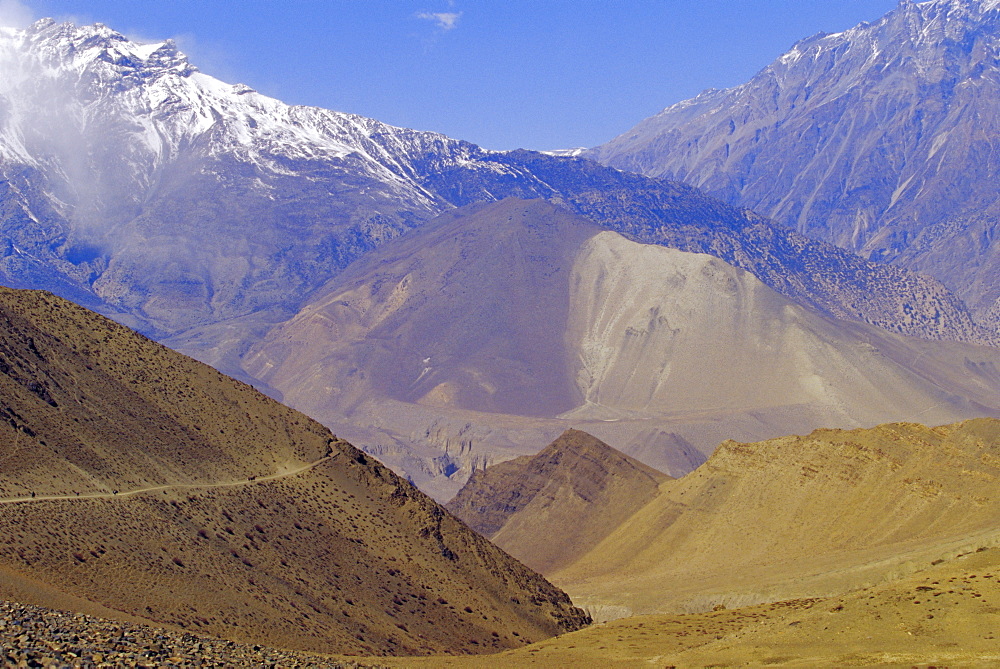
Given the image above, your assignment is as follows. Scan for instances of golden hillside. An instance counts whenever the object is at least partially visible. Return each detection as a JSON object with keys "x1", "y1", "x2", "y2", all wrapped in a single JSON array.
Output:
[
  {"x1": 555, "y1": 418, "x2": 1000, "y2": 617},
  {"x1": 0, "y1": 287, "x2": 589, "y2": 656}
]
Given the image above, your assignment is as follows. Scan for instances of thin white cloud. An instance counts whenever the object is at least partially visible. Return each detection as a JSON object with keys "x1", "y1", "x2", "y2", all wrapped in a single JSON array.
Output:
[
  {"x1": 417, "y1": 11, "x2": 462, "y2": 31},
  {"x1": 0, "y1": 0, "x2": 34, "y2": 28}
]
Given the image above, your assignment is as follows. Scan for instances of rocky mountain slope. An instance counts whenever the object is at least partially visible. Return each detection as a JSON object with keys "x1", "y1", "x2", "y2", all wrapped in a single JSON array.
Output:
[
  {"x1": 590, "y1": 0, "x2": 1000, "y2": 331},
  {"x1": 554, "y1": 418, "x2": 1000, "y2": 618},
  {"x1": 243, "y1": 198, "x2": 1000, "y2": 498},
  {"x1": 0, "y1": 286, "x2": 589, "y2": 656},
  {"x1": 0, "y1": 15, "x2": 991, "y2": 389},
  {"x1": 445, "y1": 429, "x2": 669, "y2": 574}
]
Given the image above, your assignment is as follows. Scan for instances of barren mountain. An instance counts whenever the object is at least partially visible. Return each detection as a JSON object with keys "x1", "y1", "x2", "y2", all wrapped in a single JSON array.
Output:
[
  {"x1": 555, "y1": 418, "x2": 1000, "y2": 619},
  {"x1": 0, "y1": 286, "x2": 589, "y2": 656},
  {"x1": 244, "y1": 198, "x2": 1000, "y2": 497},
  {"x1": 590, "y1": 0, "x2": 1000, "y2": 331},
  {"x1": 445, "y1": 429, "x2": 669, "y2": 574}
]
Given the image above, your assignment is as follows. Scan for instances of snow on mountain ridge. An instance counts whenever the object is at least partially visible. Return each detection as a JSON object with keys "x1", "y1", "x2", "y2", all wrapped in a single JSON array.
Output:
[{"x1": 0, "y1": 18, "x2": 478, "y2": 208}]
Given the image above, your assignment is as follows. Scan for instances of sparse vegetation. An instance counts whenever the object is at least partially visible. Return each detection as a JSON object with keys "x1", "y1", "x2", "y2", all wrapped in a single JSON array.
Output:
[{"x1": 0, "y1": 287, "x2": 589, "y2": 657}]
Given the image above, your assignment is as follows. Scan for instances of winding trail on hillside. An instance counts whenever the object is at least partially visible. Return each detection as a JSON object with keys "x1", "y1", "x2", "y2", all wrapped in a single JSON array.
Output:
[{"x1": 0, "y1": 454, "x2": 335, "y2": 505}]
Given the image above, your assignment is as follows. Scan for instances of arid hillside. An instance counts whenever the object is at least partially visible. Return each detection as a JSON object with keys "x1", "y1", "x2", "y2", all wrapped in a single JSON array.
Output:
[
  {"x1": 555, "y1": 418, "x2": 1000, "y2": 618},
  {"x1": 446, "y1": 429, "x2": 669, "y2": 574},
  {"x1": 11, "y1": 545, "x2": 1000, "y2": 666},
  {"x1": 0, "y1": 286, "x2": 589, "y2": 656},
  {"x1": 375, "y1": 545, "x2": 1000, "y2": 667}
]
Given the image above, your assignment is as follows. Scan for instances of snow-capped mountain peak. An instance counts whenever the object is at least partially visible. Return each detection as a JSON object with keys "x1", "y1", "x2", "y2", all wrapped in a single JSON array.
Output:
[
  {"x1": 0, "y1": 19, "x2": 486, "y2": 217},
  {"x1": 10, "y1": 19, "x2": 195, "y2": 84},
  {"x1": 589, "y1": 0, "x2": 1000, "y2": 332}
]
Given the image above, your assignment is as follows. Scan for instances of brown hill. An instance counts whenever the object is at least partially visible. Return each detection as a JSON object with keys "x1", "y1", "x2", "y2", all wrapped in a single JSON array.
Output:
[
  {"x1": 243, "y1": 197, "x2": 1000, "y2": 499},
  {"x1": 0, "y1": 286, "x2": 589, "y2": 656},
  {"x1": 554, "y1": 418, "x2": 1000, "y2": 618},
  {"x1": 445, "y1": 429, "x2": 669, "y2": 574}
]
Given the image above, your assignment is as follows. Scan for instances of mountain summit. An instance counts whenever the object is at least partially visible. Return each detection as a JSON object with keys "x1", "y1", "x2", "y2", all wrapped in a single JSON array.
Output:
[
  {"x1": 446, "y1": 429, "x2": 670, "y2": 574},
  {"x1": 590, "y1": 0, "x2": 1000, "y2": 331}
]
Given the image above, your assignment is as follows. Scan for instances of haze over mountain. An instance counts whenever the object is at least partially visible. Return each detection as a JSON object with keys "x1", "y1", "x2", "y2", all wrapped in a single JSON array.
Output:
[
  {"x1": 590, "y1": 0, "x2": 1000, "y2": 332},
  {"x1": 0, "y1": 15, "x2": 991, "y2": 382},
  {"x1": 244, "y1": 198, "x2": 1000, "y2": 497},
  {"x1": 0, "y1": 286, "x2": 589, "y2": 656}
]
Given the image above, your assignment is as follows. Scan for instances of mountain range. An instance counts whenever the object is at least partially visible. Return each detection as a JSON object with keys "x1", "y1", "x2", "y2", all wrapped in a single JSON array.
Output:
[
  {"x1": 2, "y1": 1, "x2": 1000, "y2": 663},
  {"x1": 1, "y1": 16, "x2": 999, "y2": 492},
  {"x1": 0, "y1": 17, "x2": 991, "y2": 357},
  {"x1": 590, "y1": 0, "x2": 1000, "y2": 333}
]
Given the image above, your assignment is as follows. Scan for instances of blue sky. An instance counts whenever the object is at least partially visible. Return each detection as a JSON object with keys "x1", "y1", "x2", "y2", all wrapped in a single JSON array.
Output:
[{"x1": 13, "y1": 1, "x2": 898, "y2": 150}]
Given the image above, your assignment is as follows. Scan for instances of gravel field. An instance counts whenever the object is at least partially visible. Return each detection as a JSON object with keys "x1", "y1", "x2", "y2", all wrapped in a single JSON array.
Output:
[{"x1": 0, "y1": 600, "x2": 376, "y2": 668}]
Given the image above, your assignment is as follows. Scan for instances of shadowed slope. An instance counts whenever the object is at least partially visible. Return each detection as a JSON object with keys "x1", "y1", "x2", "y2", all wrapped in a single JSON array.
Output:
[
  {"x1": 243, "y1": 198, "x2": 597, "y2": 419},
  {"x1": 0, "y1": 287, "x2": 589, "y2": 656},
  {"x1": 556, "y1": 418, "x2": 1000, "y2": 617},
  {"x1": 0, "y1": 287, "x2": 330, "y2": 498},
  {"x1": 446, "y1": 429, "x2": 669, "y2": 574}
]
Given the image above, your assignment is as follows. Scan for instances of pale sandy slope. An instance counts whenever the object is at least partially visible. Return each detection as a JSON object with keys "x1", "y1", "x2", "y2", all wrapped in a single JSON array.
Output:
[{"x1": 243, "y1": 198, "x2": 1000, "y2": 499}]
